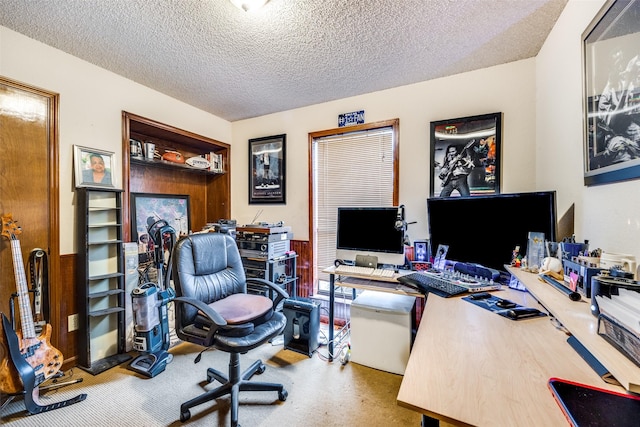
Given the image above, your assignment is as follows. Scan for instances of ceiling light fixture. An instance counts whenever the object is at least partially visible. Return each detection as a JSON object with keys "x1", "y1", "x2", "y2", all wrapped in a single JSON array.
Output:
[{"x1": 229, "y1": 0, "x2": 270, "y2": 12}]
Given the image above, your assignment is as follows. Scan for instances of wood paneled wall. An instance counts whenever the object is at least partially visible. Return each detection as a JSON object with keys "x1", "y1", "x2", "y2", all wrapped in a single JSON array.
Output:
[
  {"x1": 59, "y1": 254, "x2": 80, "y2": 370},
  {"x1": 291, "y1": 240, "x2": 311, "y2": 297}
]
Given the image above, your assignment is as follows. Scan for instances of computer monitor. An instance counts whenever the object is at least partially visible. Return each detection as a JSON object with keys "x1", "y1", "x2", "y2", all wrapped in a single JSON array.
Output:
[
  {"x1": 427, "y1": 191, "x2": 557, "y2": 272},
  {"x1": 336, "y1": 207, "x2": 406, "y2": 267}
]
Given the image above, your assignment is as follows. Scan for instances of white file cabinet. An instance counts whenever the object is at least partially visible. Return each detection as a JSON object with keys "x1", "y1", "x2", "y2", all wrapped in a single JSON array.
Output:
[{"x1": 350, "y1": 290, "x2": 415, "y2": 375}]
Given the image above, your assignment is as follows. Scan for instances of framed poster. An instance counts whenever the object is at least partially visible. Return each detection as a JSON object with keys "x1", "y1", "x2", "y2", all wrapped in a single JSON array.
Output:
[
  {"x1": 429, "y1": 113, "x2": 502, "y2": 197},
  {"x1": 583, "y1": 0, "x2": 640, "y2": 186},
  {"x1": 130, "y1": 193, "x2": 190, "y2": 263},
  {"x1": 74, "y1": 145, "x2": 116, "y2": 188},
  {"x1": 249, "y1": 134, "x2": 286, "y2": 204}
]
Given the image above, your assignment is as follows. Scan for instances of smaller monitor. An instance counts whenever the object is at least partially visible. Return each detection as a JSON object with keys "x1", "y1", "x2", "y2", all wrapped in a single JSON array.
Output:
[{"x1": 336, "y1": 207, "x2": 406, "y2": 267}]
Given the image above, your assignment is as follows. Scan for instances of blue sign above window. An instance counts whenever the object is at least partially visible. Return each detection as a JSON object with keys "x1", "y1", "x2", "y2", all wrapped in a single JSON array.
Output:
[{"x1": 338, "y1": 110, "x2": 365, "y2": 127}]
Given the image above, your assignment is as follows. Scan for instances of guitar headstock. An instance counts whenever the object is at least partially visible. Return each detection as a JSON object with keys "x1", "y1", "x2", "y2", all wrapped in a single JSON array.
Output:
[{"x1": 1, "y1": 214, "x2": 22, "y2": 240}]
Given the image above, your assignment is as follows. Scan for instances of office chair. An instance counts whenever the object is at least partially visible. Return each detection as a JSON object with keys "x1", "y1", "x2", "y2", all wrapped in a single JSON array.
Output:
[{"x1": 171, "y1": 233, "x2": 289, "y2": 427}]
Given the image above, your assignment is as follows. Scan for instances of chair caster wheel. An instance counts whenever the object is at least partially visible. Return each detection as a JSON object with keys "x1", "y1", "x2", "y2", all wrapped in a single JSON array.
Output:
[
  {"x1": 180, "y1": 409, "x2": 191, "y2": 422},
  {"x1": 257, "y1": 363, "x2": 266, "y2": 374},
  {"x1": 279, "y1": 389, "x2": 288, "y2": 401}
]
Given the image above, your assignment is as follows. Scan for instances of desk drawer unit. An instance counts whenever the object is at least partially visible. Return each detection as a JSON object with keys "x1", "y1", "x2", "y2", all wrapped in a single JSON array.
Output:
[{"x1": 350, "y1": 290, "x2": 415, "y2": 375}]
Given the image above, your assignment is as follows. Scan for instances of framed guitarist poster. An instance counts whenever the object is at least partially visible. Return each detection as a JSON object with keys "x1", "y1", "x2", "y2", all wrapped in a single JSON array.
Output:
[{"x1": 429, "y1": 112, "x2": 502, "y2": 198}]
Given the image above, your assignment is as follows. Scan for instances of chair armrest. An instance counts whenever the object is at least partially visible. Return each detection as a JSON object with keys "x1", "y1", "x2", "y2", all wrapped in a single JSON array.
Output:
[
  {"x1": 173, "y1": 296, "x2": 227, "y2": 326},
  {"x1": 246, "y1": 278, "x2": 290, "y2": 306},
  {"x1": 173, "y1": 296, "x2": 228, "y2": 344}
]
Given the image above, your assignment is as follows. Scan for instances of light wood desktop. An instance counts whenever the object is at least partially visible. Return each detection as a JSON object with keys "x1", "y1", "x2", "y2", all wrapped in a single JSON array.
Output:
[{"x1": 397, "y1": 267, "x2": 640, "y2": 426}]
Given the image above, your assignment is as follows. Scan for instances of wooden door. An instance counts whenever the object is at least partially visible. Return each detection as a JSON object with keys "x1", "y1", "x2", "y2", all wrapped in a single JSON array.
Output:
[{"x1": 0, "y1": 77, "x2": 59, "y2": 355}]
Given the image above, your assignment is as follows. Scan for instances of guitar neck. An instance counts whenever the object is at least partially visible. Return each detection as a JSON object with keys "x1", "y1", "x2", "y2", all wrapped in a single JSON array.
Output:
[{"x1": 10, "y1": 238, "x2": 36, "y2": 339}]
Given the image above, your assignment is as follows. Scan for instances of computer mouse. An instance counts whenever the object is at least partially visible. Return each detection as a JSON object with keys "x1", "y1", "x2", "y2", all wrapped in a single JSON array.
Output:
[
  {"x1": 507, "y1": 307, "x2": 542, "y2": 320},
  {"x1": 469, "y1": 292, "x2": 491, "y2": 300},
  {"x1": 496, "y1": 299, "x2": 517, "y2": 309}
]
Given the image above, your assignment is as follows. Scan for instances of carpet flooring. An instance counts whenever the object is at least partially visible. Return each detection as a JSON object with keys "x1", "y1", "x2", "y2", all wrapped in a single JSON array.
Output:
[{"x1": 1, "y1": 340, "x2": 422, "y2": 426}]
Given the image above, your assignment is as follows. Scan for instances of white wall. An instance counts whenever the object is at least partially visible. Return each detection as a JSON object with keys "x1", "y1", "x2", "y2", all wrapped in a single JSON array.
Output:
[
  {"x1": 231, "y1": 59, "x2": 538, "y2": 241},
  {"x1": 5, "y1": 0, "x2": 637, "y2": 265},
  {"x1": 537, "y1": 0, "x2": 640, "y2": 262},
  {"x1": 0, "y1": 27, "x2": 232, "y2": 254}
]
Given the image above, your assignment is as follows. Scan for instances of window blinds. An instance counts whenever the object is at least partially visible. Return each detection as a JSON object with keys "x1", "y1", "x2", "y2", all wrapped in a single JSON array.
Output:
[{"x1": 313, "y1": 127, "x2": 395, "y2": 286}]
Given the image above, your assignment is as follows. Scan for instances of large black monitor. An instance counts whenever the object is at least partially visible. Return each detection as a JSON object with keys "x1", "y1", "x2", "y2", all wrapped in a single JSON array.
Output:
[
  {"x1": 427, "y1": 191, "x2": 557, "y2": 272},
  {"x1": 336, "y1": 207, "x2": 406, "y2": 266}
]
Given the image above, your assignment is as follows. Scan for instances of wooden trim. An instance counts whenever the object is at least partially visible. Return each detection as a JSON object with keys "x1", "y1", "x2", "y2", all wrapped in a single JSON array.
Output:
[
  {"x1": 307, "y1": 119, "x2": 400, "y2": 294},
  {"x1": 0, "y1": 77, "x2": 62, "y2": 348},
  {"x1": 121, "y1": 111, "x2": 231, "y2": 241}
]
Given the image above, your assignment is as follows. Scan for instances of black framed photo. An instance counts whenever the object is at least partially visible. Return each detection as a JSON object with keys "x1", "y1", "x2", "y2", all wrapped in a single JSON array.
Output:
[
  {"x1": 413, "y1": 240, "x2": 430, "y2": 262},
  {"x1": 429, "y1": 113, "x2": 502, "y2": 197},
  {"x1": 130, "y1": 193, "x2": 191, "y2": 262},
  {"x1": 583, "y1": 0, "x2": 640, "y2": 186},
  {"x1": 74, "y1": 145, "x2": 116, "y2": 189},
  {"x1": 249, "y1": 134, "x2": 286, "y2": 204}
]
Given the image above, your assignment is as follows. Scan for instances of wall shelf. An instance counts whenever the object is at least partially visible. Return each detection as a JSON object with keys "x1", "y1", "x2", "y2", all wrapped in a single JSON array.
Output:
[
  {"x1": 122, "y1": 112, "x2": 231, "y2": 241},
  {"x1": 130, "y1": 156, "x2": 226, "y2": 175}
]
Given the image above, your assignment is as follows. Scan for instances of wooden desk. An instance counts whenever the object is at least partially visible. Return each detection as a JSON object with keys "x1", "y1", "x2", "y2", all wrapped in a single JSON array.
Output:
[
  {"x1": 397, "y1": 269, "x2": 631, "y2": 426},
  {"x1": 324, "y1": 266, "x2": 422, "y2": 361}
]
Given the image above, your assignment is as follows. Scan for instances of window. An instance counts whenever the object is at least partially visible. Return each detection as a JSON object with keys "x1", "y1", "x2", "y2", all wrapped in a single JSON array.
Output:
[{"x1": 309, "y1": 119, "x2": 399, "y2": 295}]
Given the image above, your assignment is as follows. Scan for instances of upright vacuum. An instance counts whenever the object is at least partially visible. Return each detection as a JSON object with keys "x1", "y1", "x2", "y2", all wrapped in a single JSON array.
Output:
[{"x1": 128, "y1": 219, "x2": 176, "y2": 378}]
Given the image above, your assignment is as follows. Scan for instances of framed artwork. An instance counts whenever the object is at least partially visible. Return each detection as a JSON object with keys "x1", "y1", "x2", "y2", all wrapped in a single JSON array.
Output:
[
  {"x1": 74, "y1": 145, "x2": 116, "y2": 188},
  {"x1": 583, "y1": 0, "x2": 640, "y2": 186},
  {"x1": 413, "y1": 240, "x2": 431, "y2": 262},
  {"x1": 429, "y1": 113, "x2": 502, "y2": 198},
  {"x1": 130, "y1": 193, "x2": 190, "y2": 262},
  {"x1": 249, "y1": 134, "x2": 286, "y2": 204}
]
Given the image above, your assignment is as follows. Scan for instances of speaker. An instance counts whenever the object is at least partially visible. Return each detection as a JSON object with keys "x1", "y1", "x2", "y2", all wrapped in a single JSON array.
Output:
[{"x1": 283, "y1": 298, "x2": 320, "y2": 357}]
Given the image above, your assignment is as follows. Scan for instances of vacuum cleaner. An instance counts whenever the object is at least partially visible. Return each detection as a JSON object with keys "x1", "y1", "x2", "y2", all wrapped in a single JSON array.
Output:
[{"x1": 128, "y1": 219, "x2": 177, "y2": 378}]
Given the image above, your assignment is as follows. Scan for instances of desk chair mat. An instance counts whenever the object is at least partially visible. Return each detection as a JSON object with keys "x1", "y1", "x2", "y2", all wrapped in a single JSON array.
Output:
[{"x1": 462, "y1": 293, "x2": 547, "y2": 321}]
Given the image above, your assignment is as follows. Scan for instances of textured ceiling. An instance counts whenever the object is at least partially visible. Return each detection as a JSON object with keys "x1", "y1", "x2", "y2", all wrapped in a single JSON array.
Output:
[{"x1": 0, "y1": 0, "x2": 568, "y2": 122}]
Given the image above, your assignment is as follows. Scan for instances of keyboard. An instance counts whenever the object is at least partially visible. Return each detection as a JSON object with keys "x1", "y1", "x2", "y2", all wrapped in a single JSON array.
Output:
[
  {"x1": 396, "y1": 272, "x2": 468, "y2": 298},
  {"x1": 335, "y1": 264, "x2": 395, "y2": 278}
]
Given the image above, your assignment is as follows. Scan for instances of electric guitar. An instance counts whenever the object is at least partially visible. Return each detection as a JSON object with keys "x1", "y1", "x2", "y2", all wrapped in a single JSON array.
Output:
[
  {"x1": 438, "y1": 139, "x2": 476, "y2": 184},
  {"x1": 0, "y1": 214, "x2": 63, "y2": 394}
]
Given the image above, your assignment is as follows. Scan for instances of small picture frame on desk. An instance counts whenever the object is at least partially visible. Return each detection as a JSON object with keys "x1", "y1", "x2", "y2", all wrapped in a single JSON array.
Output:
[
  {"x1": 414, "y1": 240, "x2": 430, "y2": 262},
  {"x1": 433, "y1": 244, "x2": 449, "y2": 270},
  {"x1": 526, "y1": 231, "x2": 546, "y2": 272}
]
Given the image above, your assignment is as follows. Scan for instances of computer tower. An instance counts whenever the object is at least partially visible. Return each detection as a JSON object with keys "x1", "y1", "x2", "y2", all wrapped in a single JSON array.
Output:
[{"x1": 283, "y1": 298, "x2": 320, "y2": 357}]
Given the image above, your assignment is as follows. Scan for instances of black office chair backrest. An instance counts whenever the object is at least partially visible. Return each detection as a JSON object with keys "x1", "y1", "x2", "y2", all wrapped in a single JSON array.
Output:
[{"x1": 172, "y1": 233, "x2": 247, "y2": 329}]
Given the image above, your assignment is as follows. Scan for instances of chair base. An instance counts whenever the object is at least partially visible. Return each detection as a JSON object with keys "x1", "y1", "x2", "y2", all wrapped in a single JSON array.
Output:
[{"x1": 179, "y1": 352, "x2": 287, "y2": 427}]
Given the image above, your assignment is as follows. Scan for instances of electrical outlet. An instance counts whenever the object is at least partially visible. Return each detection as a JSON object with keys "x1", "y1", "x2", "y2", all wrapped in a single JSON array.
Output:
[{"x1": 68, "y1": 313, "x2": 79, "y2": 332}]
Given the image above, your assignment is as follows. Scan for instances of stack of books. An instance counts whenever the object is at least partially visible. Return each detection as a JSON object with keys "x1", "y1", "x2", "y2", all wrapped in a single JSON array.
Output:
[{"x1": 596, "y1": 287, "x2": 640, "y2": 366}]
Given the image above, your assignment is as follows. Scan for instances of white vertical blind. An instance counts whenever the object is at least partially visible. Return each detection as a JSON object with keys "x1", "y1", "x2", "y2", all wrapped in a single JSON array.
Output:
[{"x1": 313, "y1": 127, "x2": 395, "y2": 288}]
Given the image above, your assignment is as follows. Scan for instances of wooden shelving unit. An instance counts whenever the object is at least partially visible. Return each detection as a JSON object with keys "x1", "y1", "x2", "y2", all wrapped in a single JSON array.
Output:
[
  {"x1": 77, "y1": 188, "x2": 131, "y2": 375},
  {"x1": 121, "y1": 111, "x2": 231, "y2": 242}
]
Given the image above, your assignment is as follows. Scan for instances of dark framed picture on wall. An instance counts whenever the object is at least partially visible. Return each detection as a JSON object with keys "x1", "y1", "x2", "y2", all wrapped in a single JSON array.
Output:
[
  {"x1": 74, "y1": 145, "x2": 116, "y2": 189},
  {"x1": 583, "y1": 0, "x2": 640, "y2": 186},
  {"x1": 429, "y1": 112, "x2": 502, "y2": 198},
  {"x1": 130, "y1": 192, "x2": 191, "y2": 263},
  {"x1": 249, "y1": 134, "x2": 286, "y2": 204}
]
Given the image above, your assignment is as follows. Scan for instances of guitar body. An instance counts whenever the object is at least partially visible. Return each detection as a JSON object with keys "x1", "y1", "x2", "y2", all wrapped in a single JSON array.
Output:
[
  {"x1": 1, "y1": 214, "x2": 64, "y2": 395},
  {"x1": 0, "y1": 322, "x2": 62, "y2": 394}
]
